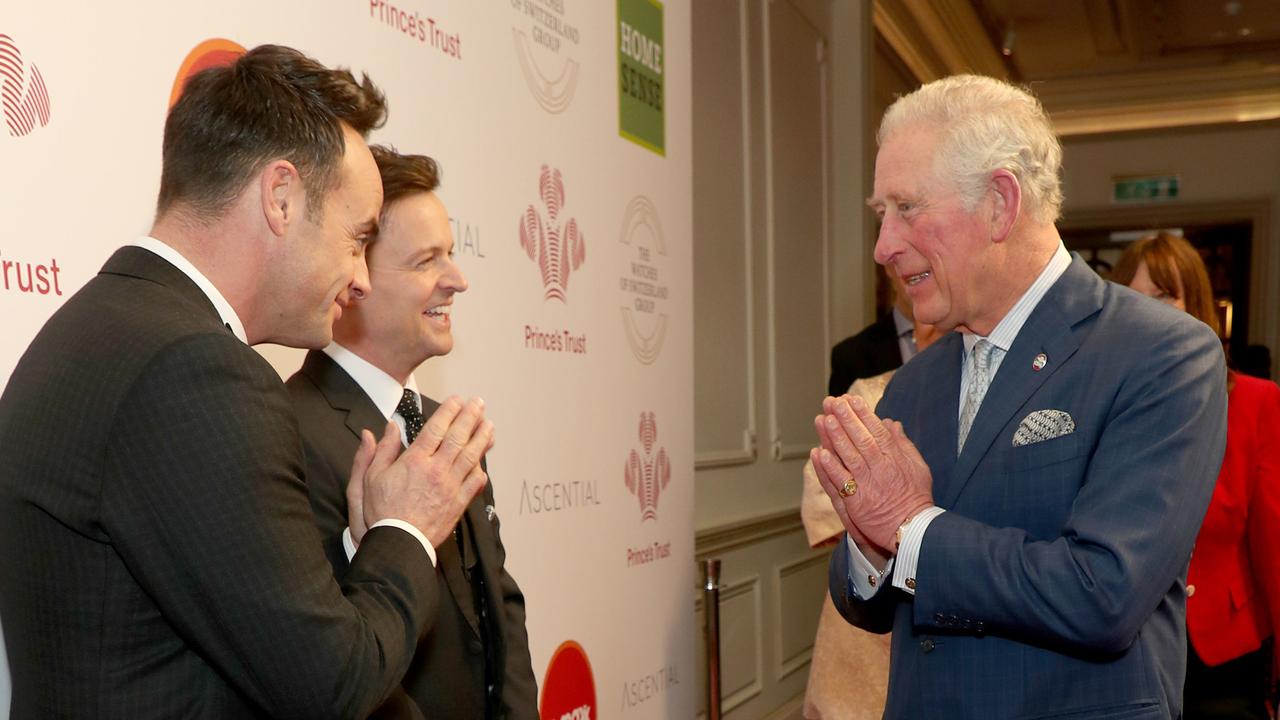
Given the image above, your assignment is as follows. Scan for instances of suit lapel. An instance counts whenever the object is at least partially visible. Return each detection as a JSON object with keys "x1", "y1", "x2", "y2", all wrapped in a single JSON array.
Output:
[
  {"x1": 418, "y1": 393, "x2": 484, "y2": 640},
  {"x1": 939, "y1": 257, "x2": 1104, "y2": 507},
  {"x1": 299, "y1": 351, "x2": 389, "y2": 443},
  {"x1": 435, "y1": 521, "x2": 482, "y2": 639},
  {"x1": 913, "y1": 336, "x2": 963, "y2": 506},
  {"x1": 300, "y1": 371, "x2": 487, "y2": 638}
]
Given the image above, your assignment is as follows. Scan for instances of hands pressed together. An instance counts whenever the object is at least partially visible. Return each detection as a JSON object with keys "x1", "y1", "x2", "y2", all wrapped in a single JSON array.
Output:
[
  {"x1": 811, "y1": 394, "x2": 934, "y2": 559},
  {"x1": 347, "y1": 396, "x2": 494, "y2": 548}
]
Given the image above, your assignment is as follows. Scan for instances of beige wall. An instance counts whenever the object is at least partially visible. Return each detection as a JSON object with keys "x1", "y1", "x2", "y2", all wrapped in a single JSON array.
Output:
[
  {"x1": 692, "y1": 1, "x2": 874, "y2": 718},
  {"x1": 1060, "y1": 123, "x2": 1280, "y2": 354}
]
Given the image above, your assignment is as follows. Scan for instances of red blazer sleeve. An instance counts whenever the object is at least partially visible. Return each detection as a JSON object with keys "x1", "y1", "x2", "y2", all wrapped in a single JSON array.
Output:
[{"x1": 1246, "y1": 378, "x2": 1280, "y2": 679}]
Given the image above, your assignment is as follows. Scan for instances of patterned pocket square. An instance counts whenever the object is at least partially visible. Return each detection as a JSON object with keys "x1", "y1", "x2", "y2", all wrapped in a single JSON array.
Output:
[{"x1": 1013, "y1": 409, "x2": 1075, "y2": 446}]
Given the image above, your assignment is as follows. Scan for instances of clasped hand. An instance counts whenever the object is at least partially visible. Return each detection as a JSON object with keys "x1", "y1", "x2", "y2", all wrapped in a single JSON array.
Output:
[
  {"x1": 811, "y1": 395, "x2": 933, "y2": 556},
  {"x1": 347, "y1": 396, "x2": 494, "y2": 548}
]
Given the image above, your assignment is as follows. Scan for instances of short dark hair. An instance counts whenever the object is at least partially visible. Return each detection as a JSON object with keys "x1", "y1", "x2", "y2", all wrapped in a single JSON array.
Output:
[
  {"x1": 157, "y1": 44, "x2": 387, "y2": 221},
  {"x1": 369, "y1": 144, "x2": 441, "y2": 209}
]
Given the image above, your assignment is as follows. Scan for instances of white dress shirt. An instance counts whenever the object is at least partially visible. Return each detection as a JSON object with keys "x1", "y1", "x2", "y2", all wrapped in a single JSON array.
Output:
[{"x1": 848, "y1": 243, "x2": 1073, "y2": 597}]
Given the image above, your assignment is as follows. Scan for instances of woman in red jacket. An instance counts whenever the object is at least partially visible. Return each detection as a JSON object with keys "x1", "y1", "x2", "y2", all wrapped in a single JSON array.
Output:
[{"x1": 1114, "y1": 233, "x2": 1280, "y2": 719}]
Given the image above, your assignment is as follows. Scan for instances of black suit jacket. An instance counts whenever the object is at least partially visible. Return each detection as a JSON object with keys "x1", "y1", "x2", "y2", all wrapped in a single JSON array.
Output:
[
  {"x1": 0, "y1": 247, "x2": 439, "y2": 718},
  {"x1": 828, "y1": 310, "x2": 904, "y2": 397},
  {"x1": 286, "y1": 350, "x2": 538, "y2": 720}
]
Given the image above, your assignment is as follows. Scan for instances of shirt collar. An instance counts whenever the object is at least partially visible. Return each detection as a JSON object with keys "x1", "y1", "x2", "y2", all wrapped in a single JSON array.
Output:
[
  {"x1": 963, "y1": 242, "x2": 1072, "y2": 355},
  {"x1": 130, "y1": 236, "x2": 248, "y2": 344},
  {"x1": 322, "y1": 343, "x2": 420, "y2": 419}
]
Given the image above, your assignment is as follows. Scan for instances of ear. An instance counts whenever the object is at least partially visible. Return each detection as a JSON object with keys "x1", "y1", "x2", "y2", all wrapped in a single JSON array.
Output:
[
  {"x1": 988, "y1": 169, "x2": 1021, "y2": 243},
  {"x1": 259, "y1": 160, "x2": 302, "y2": 237}
]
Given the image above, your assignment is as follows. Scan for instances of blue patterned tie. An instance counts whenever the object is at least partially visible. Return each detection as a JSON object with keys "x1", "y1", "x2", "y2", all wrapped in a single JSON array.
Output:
[{"x1": 958, "y1": 340, "x2": 998, "y2": 454}]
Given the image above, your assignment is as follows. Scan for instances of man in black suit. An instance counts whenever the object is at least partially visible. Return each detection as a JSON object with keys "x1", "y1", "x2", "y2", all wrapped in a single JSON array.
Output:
[
  {"x1": 827, "y1": 271, "x2": 920, "y2": 396},
  {"x1": 287, "y1": 147, "x2": 537, "y2": 720},
  {"x1": 0, "y1": 45, "x2": 492, "y2": 718}
]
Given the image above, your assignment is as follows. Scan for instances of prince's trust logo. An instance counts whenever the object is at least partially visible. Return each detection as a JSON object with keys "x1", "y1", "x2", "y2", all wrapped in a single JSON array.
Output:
[
  {"x1": 0, "y1": 33, "x2": 51, "y2": 137},
  {"x1": 624, "y1": 411, "x2": 670, "y2": 522},
  {"x1": 519, "y1": 165, "x2": 585, "y2": 302},
  {"x1": 625, "y1": 412, "x2": 672, "y2": 568}
]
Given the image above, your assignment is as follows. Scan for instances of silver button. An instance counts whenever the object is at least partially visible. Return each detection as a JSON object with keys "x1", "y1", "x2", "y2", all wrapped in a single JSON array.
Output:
[{"x1": 1186, "y1": 584, "x2": 1196, "y2": 598}]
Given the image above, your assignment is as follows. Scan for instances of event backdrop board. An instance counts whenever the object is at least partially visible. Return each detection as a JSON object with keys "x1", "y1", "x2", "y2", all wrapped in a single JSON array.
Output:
[{"x1": 0, "y1": 2, "x2": 693, "y2": 718}]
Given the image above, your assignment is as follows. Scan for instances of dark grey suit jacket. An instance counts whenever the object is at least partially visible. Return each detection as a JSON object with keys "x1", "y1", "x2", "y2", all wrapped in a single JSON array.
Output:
[
  {"x1": 0, "y1": 247, "x2": 440, "y2": 718},
  {"x1": 286, "y1": 350, "x2": 538, "y2": 720},
  {"x1": 830, "y1": 257, "x2": 1228, "y2": 719},
  {"x1": 828, "y1": 310, "x2": 904, "y2": 397}
]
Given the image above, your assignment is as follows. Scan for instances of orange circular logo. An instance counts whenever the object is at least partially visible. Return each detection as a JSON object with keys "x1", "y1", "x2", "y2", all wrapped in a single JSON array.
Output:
[
  {"x1": 168, "y1": 38, "x2": 246, "y2": 108},
  {"x1": 540, "y1": 640, "x2": 597, "y2": 720}
]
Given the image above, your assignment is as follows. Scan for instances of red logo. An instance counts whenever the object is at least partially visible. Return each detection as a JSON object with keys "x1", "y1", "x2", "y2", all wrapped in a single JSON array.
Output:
[
  {"x1": 169, "y1": 38, "x2": 246, "y2": 109},
  {"x1": 625, "y1": 412, "x2": 670, "y2": 522},
  {"x1": 0, "y1": 34, "x2": 50, "y2": 137},
  {"x1": 519, "y1": 165, "x2": 585, "y2": 301},
  {"x1": 539, "y1": 640, "x2": 597, "y2": 720}
]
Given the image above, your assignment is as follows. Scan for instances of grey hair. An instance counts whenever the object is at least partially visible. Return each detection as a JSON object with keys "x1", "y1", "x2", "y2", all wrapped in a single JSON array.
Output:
[{"x1": 878, "y1": 74, "x2": 1063, "y2": 224}]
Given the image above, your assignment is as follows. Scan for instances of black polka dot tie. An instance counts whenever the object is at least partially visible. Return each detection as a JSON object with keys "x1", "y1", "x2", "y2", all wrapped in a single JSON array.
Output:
[{"x1": 395, "y1": 389, "x2": 425, "y2": 445}]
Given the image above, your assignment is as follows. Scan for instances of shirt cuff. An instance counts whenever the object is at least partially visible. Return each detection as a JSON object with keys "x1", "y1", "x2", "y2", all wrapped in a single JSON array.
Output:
[
  {"x1": 890, "y1": 506, "x2": 946, "y2": 595},
  {"x1": 845, "y1": 534, "x2": 894, "y2": 599},
  {"x1": 343, "y1": 520, "x2": 438, "y2": 567}
]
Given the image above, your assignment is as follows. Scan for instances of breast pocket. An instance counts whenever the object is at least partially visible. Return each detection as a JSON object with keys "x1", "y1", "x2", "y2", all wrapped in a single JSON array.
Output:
[{"x1": 1012, "y1": 432, "x2": 1085, "y2": 472}]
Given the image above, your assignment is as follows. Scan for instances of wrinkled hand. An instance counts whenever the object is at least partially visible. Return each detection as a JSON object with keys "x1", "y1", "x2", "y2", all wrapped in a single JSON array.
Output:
[
  {"x1": 352, "y1": 396, "x2": 495, "y2": 548},
  {"x1": 810, "y1": 394, "x2": 933, "y2": 553}
]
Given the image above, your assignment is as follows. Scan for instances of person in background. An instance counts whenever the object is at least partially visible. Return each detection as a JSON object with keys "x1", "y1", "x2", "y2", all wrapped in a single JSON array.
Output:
[
  {"x1": 1237, "y1": 344, "x2": 1274, "y2": 381},
  {"x1": 802, "y1": 305, "x2": 941, "y2": 719},
  {"x1": 827, "y1": 270, "x2": 922, "y2": 398},
  {"x1": 1114, "y1": 232, "x2": 1280, "y2": 719},
  {"x1": 287, "y1": 146, "x2": 537, "y2": 720}
]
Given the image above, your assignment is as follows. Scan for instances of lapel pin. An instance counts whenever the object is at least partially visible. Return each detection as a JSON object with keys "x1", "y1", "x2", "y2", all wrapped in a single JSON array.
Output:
[{"x1": 1032, "y1": 353, "x2": 1047, "y2": 371}]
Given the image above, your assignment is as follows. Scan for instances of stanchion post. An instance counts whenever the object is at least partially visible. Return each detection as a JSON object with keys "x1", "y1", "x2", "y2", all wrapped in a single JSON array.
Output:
[{"x1": 703, "y1": 558, "x2": 722, "y2": 720}]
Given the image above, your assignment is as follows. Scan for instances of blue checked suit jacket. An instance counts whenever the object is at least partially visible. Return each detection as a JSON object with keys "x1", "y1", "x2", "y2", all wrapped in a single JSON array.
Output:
[{"x1": 829, "y1": 256, "x2": 1228, "y2": 719}]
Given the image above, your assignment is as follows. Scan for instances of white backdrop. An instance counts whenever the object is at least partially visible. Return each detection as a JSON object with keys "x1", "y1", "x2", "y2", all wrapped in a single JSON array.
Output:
[{"x1": 0, "y1": 2, "x2": 693, "y2": 717}]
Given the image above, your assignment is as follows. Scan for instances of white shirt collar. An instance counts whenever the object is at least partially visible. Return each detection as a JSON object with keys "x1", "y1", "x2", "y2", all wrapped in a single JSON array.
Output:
[
  {"x1": 129, "y1": 236, "x2": 248, "y2": 344},
  {"x1": 963, "y1": 242, "x2": 1073, "y2": 355},
  {"x1": 322, "y1": 343, "x2": 420, "y2": 419}
]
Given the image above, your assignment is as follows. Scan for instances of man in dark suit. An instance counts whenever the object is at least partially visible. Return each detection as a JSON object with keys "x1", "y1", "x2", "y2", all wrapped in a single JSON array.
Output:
[
  {"x1": 827, "y1": 273, "x2": 917, "y2": 397},
  {"x1": 287, "y1": 147, "x2": 537, "y2": 720},
  {"x1": 811, "y1": 75, "x2": 1228, "y2": 718},
  {"x1": 0, "y1": 45, "x2": 492, "y2": 718}
]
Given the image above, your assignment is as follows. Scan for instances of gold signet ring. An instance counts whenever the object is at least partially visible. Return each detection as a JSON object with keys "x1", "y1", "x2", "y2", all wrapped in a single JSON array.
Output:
[{"x1": 839, "y1": 479, "x2": 857, "y2": 497}]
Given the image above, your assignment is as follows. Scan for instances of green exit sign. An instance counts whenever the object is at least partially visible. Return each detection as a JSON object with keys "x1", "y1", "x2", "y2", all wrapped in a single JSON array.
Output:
[{"x1": 1113, "y1": 175, "x2": 1180, "y2": 203}]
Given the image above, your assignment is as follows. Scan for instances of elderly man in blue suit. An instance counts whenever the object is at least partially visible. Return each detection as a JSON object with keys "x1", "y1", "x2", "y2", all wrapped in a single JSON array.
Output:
[{"x1": 811, "y1": 75, "x2": 1227, "y2": 719}]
